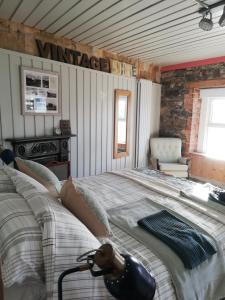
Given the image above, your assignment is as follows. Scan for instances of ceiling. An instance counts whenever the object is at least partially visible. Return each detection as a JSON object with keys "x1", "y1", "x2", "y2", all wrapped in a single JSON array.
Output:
[{"x1": 0, "y1": 0, "x2": 225, "y2": 66}]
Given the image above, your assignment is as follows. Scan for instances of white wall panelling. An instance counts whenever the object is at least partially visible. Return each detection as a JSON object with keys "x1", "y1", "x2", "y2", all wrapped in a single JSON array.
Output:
[
  {"x1": 0, "y1": 48, "x2": 145, "y2": 177},
  {"x1": 150, "y1": 82, "x2": 161, "y2": 137},
  {"x1": 135, "y1": 79, "x2": 161, "y2": 168}
]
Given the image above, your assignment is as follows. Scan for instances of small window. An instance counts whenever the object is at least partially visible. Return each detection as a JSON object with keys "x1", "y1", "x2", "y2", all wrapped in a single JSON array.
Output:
[{"x1": 198, "y1": 88, "x2": 225, "y2": 160}]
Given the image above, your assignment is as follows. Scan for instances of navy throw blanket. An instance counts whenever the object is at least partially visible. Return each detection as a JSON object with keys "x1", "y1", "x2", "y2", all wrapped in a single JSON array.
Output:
[{"x1": 137, "y1": 210, "x2": 216, "y2": 269}]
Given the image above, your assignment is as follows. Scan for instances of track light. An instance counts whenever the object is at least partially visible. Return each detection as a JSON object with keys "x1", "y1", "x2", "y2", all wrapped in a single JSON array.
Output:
[
  {"x1": 219, "y1": 6, "x2": 225, "y2": 26},
  {"x1": 199, "y1": 11, "x2": 213, "y2": 31}
]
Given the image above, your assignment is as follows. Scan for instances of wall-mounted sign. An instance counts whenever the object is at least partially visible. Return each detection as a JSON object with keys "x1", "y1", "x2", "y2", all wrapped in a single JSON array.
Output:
[
  {"x1": 36, "y1": 39, "x2": 110, "y2": 73},
  {"x1": 110, "y1": 59, "x2": 134, "y2": 78}
]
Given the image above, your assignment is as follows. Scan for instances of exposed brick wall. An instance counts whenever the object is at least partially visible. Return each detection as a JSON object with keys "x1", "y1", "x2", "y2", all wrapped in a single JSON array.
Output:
[{"x1": 160, "y1": 63, "x2": 225, "y2": 155}]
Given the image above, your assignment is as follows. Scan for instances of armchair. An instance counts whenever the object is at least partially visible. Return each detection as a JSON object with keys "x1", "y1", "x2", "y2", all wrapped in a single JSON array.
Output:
[{"x1": 149, "y1": 138, "x2": 189, "y2": 178}]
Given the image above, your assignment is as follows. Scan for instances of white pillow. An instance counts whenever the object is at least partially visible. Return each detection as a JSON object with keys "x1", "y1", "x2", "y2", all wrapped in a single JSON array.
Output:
[
  {"x1": 15, "y1": 158, "x2": 61, "y2": 193},
  {"x1": 3, "y1": 166, "x2": 48, "y2": 193}
]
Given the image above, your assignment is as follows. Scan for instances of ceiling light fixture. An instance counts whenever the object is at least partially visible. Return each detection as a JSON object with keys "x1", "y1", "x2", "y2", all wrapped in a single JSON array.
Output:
[
  {"x1": 219, "y1": 6, "x2": 225, "y2": 26},
  {"x1": 199, "y1": 10, "x2": 213, "y2": 31},
  {"x1": 195, "y1": 0, "x2": 225, "y2": 30}
]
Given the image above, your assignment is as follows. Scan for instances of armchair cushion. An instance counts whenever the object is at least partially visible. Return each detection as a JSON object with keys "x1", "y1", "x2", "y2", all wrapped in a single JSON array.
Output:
[
  {"x1": 159, "y1": 163, "x2": 188, "y2": 172},
  {"x1": 150, "y1": 138, "x2": 182, "y2": 163},
  {"x1": 162, "y1": 171, "x2": 188, "y2": 178}
]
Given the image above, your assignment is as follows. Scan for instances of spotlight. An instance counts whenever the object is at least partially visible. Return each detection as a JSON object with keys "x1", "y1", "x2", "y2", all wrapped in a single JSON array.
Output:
[
  {"x1": 199, "y1": 11, "x2": 213, "y2": 31},
  {"x1": 219, "y1": 6, "x2": 225, "y2": 27}
]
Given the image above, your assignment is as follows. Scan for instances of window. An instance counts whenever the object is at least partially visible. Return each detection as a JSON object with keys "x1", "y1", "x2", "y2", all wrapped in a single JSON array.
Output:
[{"x1": 198, "y1": 88, "x2": 225, "y2": 160}]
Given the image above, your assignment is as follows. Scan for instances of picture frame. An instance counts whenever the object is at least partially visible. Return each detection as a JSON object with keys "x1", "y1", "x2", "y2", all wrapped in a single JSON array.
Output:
[{"x1": 21, "y1": 66, "x2": 61, "y2": 115}]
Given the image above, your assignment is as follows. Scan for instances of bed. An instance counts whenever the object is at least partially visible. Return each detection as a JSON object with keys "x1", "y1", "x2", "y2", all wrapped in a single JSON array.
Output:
[{"x1": 0, "y1": 165, "x2": 225, "y2": 300}]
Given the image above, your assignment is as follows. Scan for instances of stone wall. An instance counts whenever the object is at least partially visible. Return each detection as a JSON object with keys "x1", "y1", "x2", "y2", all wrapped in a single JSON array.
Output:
[
  {"x1": 160, "y1": 63, "x2": 225, "y2": 155},
  {"x1": 160, "y1": 63, "x2": 225, "y2": 184},
  {"x1": 0, "y1": 18, "x2": 160, "y2": 82}
]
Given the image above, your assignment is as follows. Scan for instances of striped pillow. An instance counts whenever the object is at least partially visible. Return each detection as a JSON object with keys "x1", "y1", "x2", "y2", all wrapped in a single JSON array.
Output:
[
  {"x1": 0, "y1": 168, "x2": 16, "y2": 193},
  {"x1": 15, "y1": 157, "x2": 61, "y2": 194},
  {"x1": 0, "y1": 192, "x2": 43, "y2": 287},
  {"x1": 3, "y1": 166, "x2": 48, "y2": 193},
  {"x1": 9, "y1": 167, "x2": 111, "y2": 299}
]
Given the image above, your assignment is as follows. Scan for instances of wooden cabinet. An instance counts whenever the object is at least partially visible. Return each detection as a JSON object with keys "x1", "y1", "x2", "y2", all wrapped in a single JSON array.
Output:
[{"x1": 46, "y1": 161, "x2": 70, "y2": 180}]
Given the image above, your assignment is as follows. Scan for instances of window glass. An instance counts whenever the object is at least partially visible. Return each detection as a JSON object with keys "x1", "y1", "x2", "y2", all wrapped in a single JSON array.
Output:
[
  {"x1": 206, "y1": 127, "x2": 225, "y2": 159},
  {"x1": 210, "y1": 99, "x2": 225, "y2": 124},
  {"x1": 199, "y1": 89, "x2": 225, "y2": 160}
]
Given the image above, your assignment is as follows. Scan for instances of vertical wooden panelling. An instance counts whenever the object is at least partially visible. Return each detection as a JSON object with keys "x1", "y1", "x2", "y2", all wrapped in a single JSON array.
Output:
[
  {"x1": 77, "y1": 68, "x2": 84, "y2": 177},
  {"x1": 83, "y1": 69, "x2": 91, "y2": 177},
  {"x1": 101, "y1": 74, "x2": 107, "y2": 173},
  {"x1": 61, "y1": 64, "x2": 71, "y2": 166},
  {"x1": 52, "y1": 63, "x2": 62, "y2": 130},
  {"x1": 90, "y1": 72, "x2": 97, "y2": 176},
  {"x1": 136, "y1": 80, "x2": 161, "y2": 168},
  {"x1": 9, "y1": 55, "x2": 24, "y2": 138},
  {"x1": 96, "y1": 72, "x2": 102, "y2": 175},
  {"x1": 0, "y1": 53, "x2": 13, "y2": 146},
  {"x1": 0, "y1": 48, "x2": 146, "y2": 178},
  {"x1": 106, "y1": 75, "x2": 113, "y2": 172},
  {"x1": 125, "y1": 79, "x2": 135, "y2": 168},
  {"x1": 21, "y1": 56, "x2": 35, "y2": 138},
  {"x1": 69, "y1": 67, "x2": 77, "y2": 178},
  {"x1": 150, "y1": 83, "x2": 161, "y2": 137},
  {"x1": 131, "y1": 78, "x2": 137, "y2": 168}
]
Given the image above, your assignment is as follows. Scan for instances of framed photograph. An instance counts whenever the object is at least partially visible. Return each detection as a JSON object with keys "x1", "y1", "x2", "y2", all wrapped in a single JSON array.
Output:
[{"x1": 21, "y1": 67, "x2": 61, "y2": 115}]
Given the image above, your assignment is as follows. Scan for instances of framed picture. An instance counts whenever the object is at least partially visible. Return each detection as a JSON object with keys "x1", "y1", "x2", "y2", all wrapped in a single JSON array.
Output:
[{"x1": 21, "y1": 67, "x2": 61, "y2": 115}]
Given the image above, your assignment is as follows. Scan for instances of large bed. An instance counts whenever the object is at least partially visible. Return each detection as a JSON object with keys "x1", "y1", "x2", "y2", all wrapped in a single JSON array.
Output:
[{"x1": 0, "y1": 165, "x2": 225, "y2": 300}]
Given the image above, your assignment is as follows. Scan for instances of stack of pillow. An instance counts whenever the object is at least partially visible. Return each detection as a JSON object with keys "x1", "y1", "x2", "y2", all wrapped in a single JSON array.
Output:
[
  {"x1": 0, "y1": 160, "x2": 111, "y2": 299},
  {"x1": 15, "y1": 157, "x2": 111, "y2": 239}
]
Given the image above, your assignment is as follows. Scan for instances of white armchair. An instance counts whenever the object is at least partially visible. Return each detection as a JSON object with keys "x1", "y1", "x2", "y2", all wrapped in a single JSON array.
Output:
[{"x1": 149, "y1": 138, "x2": 189, "y2": 178}]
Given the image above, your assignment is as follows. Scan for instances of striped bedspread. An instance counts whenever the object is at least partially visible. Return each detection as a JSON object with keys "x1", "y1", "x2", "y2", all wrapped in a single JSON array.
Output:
[
  {"x1": 77, "y1": 169, "x2": 225, "y2": 300},
  {"x1": 1, "y1": 167, "x2": 225, "y2": 300}
]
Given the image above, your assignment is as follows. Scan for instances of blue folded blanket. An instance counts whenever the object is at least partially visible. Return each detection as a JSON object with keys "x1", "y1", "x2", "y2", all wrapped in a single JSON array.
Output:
[{"x1": 137, "y1": 210, "x2": 216, "y2": 269}]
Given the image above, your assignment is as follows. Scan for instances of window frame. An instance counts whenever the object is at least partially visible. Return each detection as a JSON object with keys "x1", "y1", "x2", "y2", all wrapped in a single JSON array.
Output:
[{"x1": 198, "y1": 88, "x2": 225, "y2": 156}]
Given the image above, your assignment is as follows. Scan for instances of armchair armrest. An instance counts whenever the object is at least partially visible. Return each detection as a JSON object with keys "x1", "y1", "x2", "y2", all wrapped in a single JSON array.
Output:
[
  {"x1": 178, "y1": 157, "x2": 190, "y2": 165},
  {"x1": 149, "y1": 157, "x2": 159, "y2": 170}
]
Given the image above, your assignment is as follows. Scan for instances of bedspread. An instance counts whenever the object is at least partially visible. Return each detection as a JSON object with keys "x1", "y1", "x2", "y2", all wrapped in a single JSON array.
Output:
[
  {"x1": 77, "y1": 169, "x2": 225, "y2": 300},
  {"x1": 1, "y1": 167, "x2": 225, "y2": 300},
  {"x1": 108, "y1": 198, "x2": 225, "y2": 300}
]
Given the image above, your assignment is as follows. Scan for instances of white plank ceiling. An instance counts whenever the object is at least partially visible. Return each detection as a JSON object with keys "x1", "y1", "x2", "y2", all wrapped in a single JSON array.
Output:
[{"x1": 0, "y1": 0, "x2": 225, "y2": 66}]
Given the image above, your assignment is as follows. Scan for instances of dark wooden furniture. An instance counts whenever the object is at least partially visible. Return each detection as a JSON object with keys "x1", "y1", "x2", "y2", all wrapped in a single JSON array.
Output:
[{"x1": 6, "y1": 135, "x2": 76, "y2": 180}]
